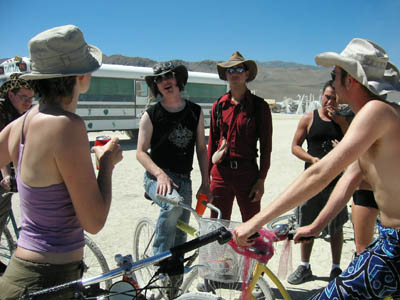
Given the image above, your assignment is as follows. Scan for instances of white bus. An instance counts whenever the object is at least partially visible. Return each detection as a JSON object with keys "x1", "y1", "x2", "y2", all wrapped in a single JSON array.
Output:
[{"x1": 0, "y1": 57, "x2": 228, "y2": 139}]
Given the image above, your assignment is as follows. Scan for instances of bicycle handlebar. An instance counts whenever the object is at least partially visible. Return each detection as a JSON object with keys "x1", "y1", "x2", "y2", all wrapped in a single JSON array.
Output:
[
  {"x1": 22, "y1": 226, "x2": 232, "y2": 299},
  {"x1": 155, "y1": 194, "x2": 222, "y2": 220}
]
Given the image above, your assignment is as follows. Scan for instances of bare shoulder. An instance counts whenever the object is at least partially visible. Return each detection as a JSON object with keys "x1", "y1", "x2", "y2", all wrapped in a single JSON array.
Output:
[
  {"x1": 358, "y1": 100, "x2": 400, "y2": 125},
  {"x1": 298, "y1": 111, "x2": 313, "y2": 127}
]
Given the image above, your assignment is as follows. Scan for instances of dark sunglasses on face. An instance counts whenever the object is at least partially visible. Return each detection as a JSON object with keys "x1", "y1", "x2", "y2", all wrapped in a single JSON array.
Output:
[
  {"x1": 154, "y1": 72, "x2": 175, "y2": 84},
  {"x1": 226, "y1": 66, "x2": 246, "y2": 74}
]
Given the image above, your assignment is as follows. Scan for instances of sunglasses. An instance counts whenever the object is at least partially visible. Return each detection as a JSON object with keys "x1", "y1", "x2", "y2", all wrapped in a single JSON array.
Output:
[
  {"x1": 226, "y1": 66, "x2": 246, "y2": 74},
  {"x1": 15, "y1": 93, "x2": 34, "y2": 102},
  {"x1": 154, "y1": 72, "x2": 175, "y2": 84}
]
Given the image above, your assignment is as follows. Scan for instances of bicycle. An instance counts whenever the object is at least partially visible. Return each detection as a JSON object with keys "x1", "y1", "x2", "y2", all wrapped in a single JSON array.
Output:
[
  {"x1": 132, "y1": 193, "x2": 223, "y2": 299},
  {"x1": 21, "y1": 226, "x2": 232, "y2": 299},
  {"x1": 0, "y1": 206, "x2": 112, "y2": 289},
  {"x1": 134, "y1": 195, "x2": 283, "y2": 300}
]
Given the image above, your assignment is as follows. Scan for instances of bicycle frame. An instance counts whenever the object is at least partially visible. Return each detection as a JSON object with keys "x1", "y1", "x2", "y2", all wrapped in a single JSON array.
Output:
[
  {"x1": 249, "y1": 263, "x2": 291, "y2": 300},
  {"x1": 24, "y1": 227, "x2": 232, "y2": 299}
]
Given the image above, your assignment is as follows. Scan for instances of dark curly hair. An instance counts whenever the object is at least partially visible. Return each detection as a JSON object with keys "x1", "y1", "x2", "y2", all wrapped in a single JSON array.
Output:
[{"x1": 31, "y1": 76, "x2": 77, "y2": 105}]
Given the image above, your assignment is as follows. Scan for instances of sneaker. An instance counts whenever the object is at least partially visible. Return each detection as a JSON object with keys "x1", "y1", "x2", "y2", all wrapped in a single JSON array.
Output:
[
  {"x1": 329, "y1": 267, "x2": 342, "y2": 281},
  {"x1": 287, "y1": 265, "x2": 313, "y2": 285}
]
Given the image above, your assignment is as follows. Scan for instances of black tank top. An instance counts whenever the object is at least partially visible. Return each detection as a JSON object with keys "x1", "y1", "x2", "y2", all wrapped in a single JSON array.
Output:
[
  {"x1": 305, "y1": 109, "x2": 344, "y2": 169},
  {"x1": 147, "y1": 100, "x2": 201, "y2": 174}
]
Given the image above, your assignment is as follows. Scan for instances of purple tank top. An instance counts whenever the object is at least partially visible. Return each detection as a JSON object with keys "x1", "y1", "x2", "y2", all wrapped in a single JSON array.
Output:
[{"x1": 16, "y1": 113, "x2": 84, "y2": 253}]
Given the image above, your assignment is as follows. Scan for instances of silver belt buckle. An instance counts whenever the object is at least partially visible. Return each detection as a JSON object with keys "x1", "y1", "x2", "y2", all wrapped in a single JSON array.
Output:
[{"x1": 230, "y1": 161, "x2": 238, "y2": 169}]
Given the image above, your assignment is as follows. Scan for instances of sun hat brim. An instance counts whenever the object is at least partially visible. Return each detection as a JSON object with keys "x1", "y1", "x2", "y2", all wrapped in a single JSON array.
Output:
[
  {"x1": 315, "y1": 51, "x2": 400, "y2": 96},
  {"x1": 20, "y1": 44, "x2": 102, "y2": 80}
]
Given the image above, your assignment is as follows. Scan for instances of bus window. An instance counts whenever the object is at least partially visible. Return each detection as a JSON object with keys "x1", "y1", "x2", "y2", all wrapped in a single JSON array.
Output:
[
  {"x1": 183, "y1": 83, "x2": 227, "y2": 103},
  {"x1": 79, "y1": 77, "x2": 134, "y2": 102},
  {"x1": 135, "y1": 80, "x2": 148, "y2": 97}
]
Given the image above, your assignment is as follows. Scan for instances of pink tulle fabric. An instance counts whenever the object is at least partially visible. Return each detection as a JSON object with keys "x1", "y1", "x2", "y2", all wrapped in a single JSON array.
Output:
[{"x1": 228, "y1": 228, "x2": 276, "y2": 299}]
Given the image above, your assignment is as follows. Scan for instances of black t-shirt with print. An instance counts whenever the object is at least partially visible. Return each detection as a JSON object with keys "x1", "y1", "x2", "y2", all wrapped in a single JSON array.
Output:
[{"x1": 147, "y1": 100, "x2": 201, "y2": 175}]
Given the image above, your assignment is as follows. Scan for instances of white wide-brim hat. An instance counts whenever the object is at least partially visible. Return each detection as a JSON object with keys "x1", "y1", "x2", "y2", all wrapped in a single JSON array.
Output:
[
  {"x1": 315, "y1": 38, "x2": 400, "y2": 96},
  {"x1": 21, "y1": 25, "x2": 102, "y2": 80}
]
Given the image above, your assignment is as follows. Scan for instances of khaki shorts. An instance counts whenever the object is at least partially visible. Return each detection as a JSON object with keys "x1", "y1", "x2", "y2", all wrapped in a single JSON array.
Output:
[{"x1": 0, "y1": 255, "x2": 83, "y2": 300}]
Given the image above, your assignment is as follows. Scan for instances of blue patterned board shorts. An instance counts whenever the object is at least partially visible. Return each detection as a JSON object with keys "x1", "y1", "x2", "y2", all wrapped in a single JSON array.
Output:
[{"x1": 310, "y1": 221, "x2": 400, "y2": 300}]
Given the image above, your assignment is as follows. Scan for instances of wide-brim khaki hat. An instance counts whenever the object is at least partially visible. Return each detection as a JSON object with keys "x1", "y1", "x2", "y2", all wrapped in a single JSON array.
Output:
[
  {"x1": 217, "y1": 51, "x2": 257, "y2": 82},
  {"x1": 21, "y1": 25, "x2": 102, "y2": 80},
  {"x1": 315, "y1": 38, "x2": 400, "y2": 96}
]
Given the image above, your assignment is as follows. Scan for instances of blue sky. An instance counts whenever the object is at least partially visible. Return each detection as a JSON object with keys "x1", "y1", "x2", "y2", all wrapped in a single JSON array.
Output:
[{"x1": 1, "y1": 0, "x2": 400, "y2": 67}]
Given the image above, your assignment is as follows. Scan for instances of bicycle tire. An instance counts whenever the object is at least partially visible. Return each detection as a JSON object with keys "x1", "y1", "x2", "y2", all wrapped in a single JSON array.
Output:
[
  {"x1": 132, "y1": 217, "x2": 161, "y2": 294},
  {"x1": 181, "y1": 267, "x2": 275, "y2": 300},
  {"x1": 266, "y1": 214, "x2": 297, "y2": 232},
  {"x1": 176, "y1": 292, "x2": 221, "y2": 300},
  {"x1": 0, "y1": 227, "x2": 15, "y2": 264},
  {"x1": 83, "y1": 234, "x2": 112, "y2": 289}
]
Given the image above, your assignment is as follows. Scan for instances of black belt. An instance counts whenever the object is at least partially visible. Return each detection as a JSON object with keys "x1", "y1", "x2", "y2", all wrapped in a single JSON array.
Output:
[{"x1": 220, "y1": 159, "x2": 256, "y2": 170}]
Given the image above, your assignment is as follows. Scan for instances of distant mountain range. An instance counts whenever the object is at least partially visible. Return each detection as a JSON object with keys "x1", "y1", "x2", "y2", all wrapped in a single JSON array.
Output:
[
  {"x1": 100, "y1": 55, "x2": 330, "y2": 101},
  {"x1": 3, "y1": 55, "x2": 398, "y2": 102}
]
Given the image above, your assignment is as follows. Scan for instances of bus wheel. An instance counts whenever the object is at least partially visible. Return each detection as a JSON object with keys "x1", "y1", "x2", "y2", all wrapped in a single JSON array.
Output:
[{"x1": 125, "y1": 129, "x2": 139, "y2": 140}]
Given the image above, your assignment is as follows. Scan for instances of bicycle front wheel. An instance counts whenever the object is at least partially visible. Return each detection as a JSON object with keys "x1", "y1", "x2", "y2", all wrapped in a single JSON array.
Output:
[
  {"x1": 133, "y1": 217, "x2": 157, "y2": 288},
  {"x1": 176, "y1": 292, "x2": 221, "y2": 300},
  {"x1": 0, "y1": 227, "x2": 15, "y2": 265},
  {"x1": 83, "y1": 234, "x2": 112, "y2": 289},
  {"x1": 181, "y1": 267, "x2": 275, "y2": 300}
]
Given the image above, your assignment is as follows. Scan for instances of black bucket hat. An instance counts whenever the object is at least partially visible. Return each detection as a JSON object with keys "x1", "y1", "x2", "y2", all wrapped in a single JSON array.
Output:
[{"x1": 145, "y1": 61, "x2": 188, "y2": 97}]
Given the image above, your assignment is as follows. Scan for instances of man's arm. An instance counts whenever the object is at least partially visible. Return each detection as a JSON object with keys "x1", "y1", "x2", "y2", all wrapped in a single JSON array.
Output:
[
  {"x1": 249, "y1": 100, "x2": 272, "y2": 202},
  {"x1": 136, "y1": 112, "x2": 177, "y2": 196},
  {"x1": 293, "y1": 161, "x2": 363, "y2": 242},
  {"x1": 233, "y1": 100, "x2": 392, "y2": 245},
  {"x1": 195, "y1": 110, "x2": 211, "y2": 198},
  {"x1": 207, "y1": 100, "x2": 219, "y2": 176}
]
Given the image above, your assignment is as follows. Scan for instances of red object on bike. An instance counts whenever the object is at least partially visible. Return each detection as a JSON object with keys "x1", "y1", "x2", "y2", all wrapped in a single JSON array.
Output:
[
  {"x1": 228, "y1": 228, "x2": 276, "y2": 300},
  {"x1": 195, "y1": 193, "x2": 209, "y2": 216},
  {"x1": 228, "y1": 228, "x2": 275, "y2": 263}
]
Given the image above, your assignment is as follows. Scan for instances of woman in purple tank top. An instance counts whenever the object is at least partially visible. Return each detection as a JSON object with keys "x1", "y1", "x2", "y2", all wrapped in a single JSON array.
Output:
[{"x1": 0, "y1": 25, "x2": 123, "y2": 299}]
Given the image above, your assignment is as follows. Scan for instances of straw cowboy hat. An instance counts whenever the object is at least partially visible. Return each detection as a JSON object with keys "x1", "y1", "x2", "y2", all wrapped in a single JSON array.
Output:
[
  {"x1": 21, "y1": 25, "x2": 102, "y2": 80},
  {"x1": 0, "y1": 73, "x2": 33, "y2": 98},
  {"x1": 315, "y1": 38, "x2": 400, "y2": 96},
  {"x1": 217, "y1": 51, "x2": 258, "y2": 82},
  {"x1": 145, "y1": 61, "x2": 188, "y2": 97}
]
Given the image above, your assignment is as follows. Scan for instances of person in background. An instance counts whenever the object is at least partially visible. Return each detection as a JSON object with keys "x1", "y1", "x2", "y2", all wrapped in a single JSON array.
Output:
[
  {"x1": 0, "y1": 73, "x2": 34, "y2": 274},
  {"x1": 208, "y1": 51, "x2": 272, "y2": 222},
  {"x1": 136, "y1": 61, "x2": 210, "y2": 298},
  {"x1": 234, "y1": 38, "x2": 400, "y2": 299},
  {"x1": 288, "y1": 80, "x2": 348, "y2": 284},
  {"x1": 0, "y1": 25, "x2": 123, "y2": 299}
]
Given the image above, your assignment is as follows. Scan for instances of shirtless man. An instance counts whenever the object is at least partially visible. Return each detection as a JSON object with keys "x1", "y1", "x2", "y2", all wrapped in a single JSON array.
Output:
[{"x1": 233, "y1": 38, "x2": 400, "y2": 299}]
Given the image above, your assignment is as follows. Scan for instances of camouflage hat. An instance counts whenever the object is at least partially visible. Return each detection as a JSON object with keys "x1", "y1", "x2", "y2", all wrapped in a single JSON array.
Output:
[{"x1": 0, "y1": 73, "x2": 33, "y2": 98}]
